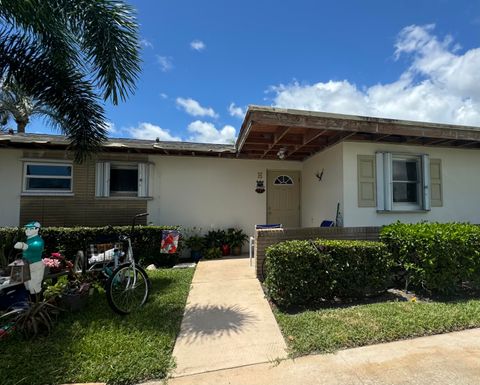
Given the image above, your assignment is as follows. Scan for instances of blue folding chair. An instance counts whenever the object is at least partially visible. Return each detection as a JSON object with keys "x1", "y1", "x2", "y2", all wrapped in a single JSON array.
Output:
[{"x1": 320, "y1": 220, "x2": 335, "y2": 227}]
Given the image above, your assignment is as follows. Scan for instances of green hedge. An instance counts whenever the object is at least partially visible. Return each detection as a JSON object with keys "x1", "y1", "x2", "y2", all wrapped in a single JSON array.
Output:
[
  {"x1": 380, "y1": 222, "x2": 480, "y2": 294},
  {"x1": 0, "y1": 225, "x2": 183, "y2": 267},
  {"x1": 264, "y1": 239, "x2": 391, "y2": 308}
]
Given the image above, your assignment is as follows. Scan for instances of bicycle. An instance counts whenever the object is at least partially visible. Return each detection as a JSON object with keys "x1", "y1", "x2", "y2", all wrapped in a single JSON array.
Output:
[{"x1": 74, "y1": 213, "x2": 151, "y2": 315}]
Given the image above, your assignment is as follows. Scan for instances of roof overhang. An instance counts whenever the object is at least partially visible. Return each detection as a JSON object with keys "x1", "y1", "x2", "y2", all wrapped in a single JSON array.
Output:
[
  {"x1": 236, "y1": 106, "x2": 480, "y2": 161},
  {"x1": 0, "y1": 134, "x2": 236, "y2": 158}
]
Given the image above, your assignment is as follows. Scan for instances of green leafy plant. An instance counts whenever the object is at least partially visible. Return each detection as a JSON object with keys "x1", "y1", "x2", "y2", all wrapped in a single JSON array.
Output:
[
  {"x1": 264, "y1": 239, "x2": 392, "y2": 308},
  {"x1": 204, "y1": 229, "x2": 226, "y2": 248},
  {"x1": 228, "y1": 228, "x2": 248, "y2": 248},
  {"x1": 203, "y1": 247, "x2": 222, "y2": 260},
  {"x1": 185, "y1": 235, "x2": 205, "y2": 252},
  {"x1": 14, "y1": 301, "x2": 62, "y2": 338},
  {"x1": 380, "y1": 222, "x2": 480, "y2": 294}
]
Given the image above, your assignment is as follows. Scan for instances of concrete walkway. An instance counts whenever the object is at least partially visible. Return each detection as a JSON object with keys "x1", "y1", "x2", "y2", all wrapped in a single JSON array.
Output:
[
  {"x1": 168, "y1": 328, "x2": 480, "y2": 385},
  {"x1": 170, "y1": 257, "x2": 288, "y2": 377}
]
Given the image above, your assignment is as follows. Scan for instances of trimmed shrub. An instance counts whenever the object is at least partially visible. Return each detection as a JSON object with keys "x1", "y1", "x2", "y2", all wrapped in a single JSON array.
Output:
[
  {"x1": 380, "y1": 222, "x2": 480, "y2": 294},
  {"x1": 264, "y1": 239, "x2": 391, "y2": 308},
  {"x1": 0, "y1": 225, "x2": 182, "y2": 267}
]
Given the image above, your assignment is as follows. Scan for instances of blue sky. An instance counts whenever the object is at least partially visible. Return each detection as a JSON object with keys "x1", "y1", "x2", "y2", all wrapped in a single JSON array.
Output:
[{"x1": 30, "y1": 0, "x2": 480, "y2": 143}]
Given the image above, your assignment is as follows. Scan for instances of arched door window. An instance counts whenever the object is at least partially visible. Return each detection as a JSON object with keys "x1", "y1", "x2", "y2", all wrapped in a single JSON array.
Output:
[{"x1": 273, "y1": 175, "x2": 294, "y2": 185}]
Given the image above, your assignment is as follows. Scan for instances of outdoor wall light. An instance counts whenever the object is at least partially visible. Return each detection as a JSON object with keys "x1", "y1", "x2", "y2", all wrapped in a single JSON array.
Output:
[{"x1": 277, "y1": 147, "x2": 287, "y2": 160}]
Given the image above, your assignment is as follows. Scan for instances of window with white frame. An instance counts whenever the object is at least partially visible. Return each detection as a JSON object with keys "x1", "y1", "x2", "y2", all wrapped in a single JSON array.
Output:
[
  {"x1": 376, "y1": 153, "x2": 430, "y2": 211},
  {"x1": 95, "y1": 162, "x2": 151, "y2": 198},
  {"x1": 23, "y1": 162, "x2": 73, "y2": 194}
]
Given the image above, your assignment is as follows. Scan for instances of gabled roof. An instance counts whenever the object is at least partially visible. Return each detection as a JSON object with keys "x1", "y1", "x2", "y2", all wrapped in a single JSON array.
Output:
[{"x1": 237, "y1": 106, "x2": 480, "y2": 161}]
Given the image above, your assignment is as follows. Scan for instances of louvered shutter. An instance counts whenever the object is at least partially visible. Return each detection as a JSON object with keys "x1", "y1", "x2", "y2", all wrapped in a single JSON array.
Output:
[
  {"x1": 430, "y1": 159, "x2": 442, "y2": 207},
  {"x1": 357, "y1": 155, "x2": 376, "y2": 207}
]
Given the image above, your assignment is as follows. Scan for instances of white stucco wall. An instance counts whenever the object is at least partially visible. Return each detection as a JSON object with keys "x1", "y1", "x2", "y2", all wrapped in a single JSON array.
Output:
[
  {"x1": 0, "y1": 149, "x2": 22, "y2": 226},
  {"x1": 342, "y1": 141, "x2": 480, "y2": 226},
  {"x1": 301, "y1": 143, "x2": 344, "y2": 227},
  {"x1": 147, "y1": 155, "x2": 301, "y2": 236}
]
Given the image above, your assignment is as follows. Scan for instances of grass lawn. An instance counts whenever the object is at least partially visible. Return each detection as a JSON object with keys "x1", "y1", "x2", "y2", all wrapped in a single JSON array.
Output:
[
  {"x1": 274, "y1": 299, "x2": 480, "y2": 356},
  {"x1": 0, "y1": 268, "x2": 194, "y2": 385}
]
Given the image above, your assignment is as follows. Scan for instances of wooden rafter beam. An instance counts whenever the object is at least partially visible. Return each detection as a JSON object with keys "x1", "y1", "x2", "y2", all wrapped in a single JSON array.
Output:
[
  {"x1": 424, "y1": 138, "x2": 449, "y2": 145},
  {"x1": 288, "y1": 129, "x2": 328, "y2": 157},
  {"x1": 261, "y1": 126, "x2": 290, "y2": 158},
  {"x1": 457, "y1": 141, "x2": 480, "y2": 148},
  {"x1": 373, "y1": 134, "x2": 391, "y2": 142},
  {"x1": 327, "y1": 131, "x2": 357, "y2": 147}
]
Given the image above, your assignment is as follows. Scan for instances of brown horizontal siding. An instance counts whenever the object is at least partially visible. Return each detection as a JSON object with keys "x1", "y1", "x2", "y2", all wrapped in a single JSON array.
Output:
[
  {"x1": 254, "y1": 226, "x2": 380, "y2": 279},
  {"x1": 19, "y1": 151, "x2": 148, "y2": 227}
]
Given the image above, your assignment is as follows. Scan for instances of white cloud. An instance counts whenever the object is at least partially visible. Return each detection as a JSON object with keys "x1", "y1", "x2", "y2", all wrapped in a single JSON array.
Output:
[
  {"x1": 156, "y1": 55, "x2": 173, "y2": 72},
  {"x1": 105, "y1": 122, "x2": 117, "y2": 135},
  {"x1": 160, "y1": 93, "x2": 168, "y2": 99},
  {"x1": 228, "y1": 102, "x2": 246, "y2": 119},
  {"x1": 129, "y1": 122, "x2": 181, "y2": 141},
  {"x1": 269, "y1": 24, "x2": 480, "y2": 126},
  {"x1": 176, "y1": 97, "x2": 218, "y2": 118},
  {"x1": 190, "y1": 39, "x2": 206, "y2": 51},
  {"x1": 187, "y1": 120, "x2": 236, "y2": 144},
  {"x1": 140, "y1": 38, "x2": 153, "y2": 49}
]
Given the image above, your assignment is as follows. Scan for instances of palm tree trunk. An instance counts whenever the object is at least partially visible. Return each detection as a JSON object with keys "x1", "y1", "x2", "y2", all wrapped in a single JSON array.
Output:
[{"x1": 16, "y1": 119, "x2": 28, "y2": 133}]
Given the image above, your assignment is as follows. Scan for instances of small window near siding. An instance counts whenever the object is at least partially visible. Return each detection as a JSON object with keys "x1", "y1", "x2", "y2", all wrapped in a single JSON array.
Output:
[
  {"x1": 95, "y1": 162, "x2": 151, "y2": 198},
  {"x1": 110, "y1": 164, "x2": 138, "y2": 196},
  {"x1": 392, "y1": 158, "x2": 421, "y2": 205},
  {"x1": 23, "y1": 162, "x2": 73, "y2": 194}
]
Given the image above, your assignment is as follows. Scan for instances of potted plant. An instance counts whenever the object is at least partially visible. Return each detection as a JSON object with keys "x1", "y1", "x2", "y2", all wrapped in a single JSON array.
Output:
[
  {"x1": 44, "y1": 275, "x2": 91, "y2": 312},
  {"x1": 229, "y1": 229, "x2": 248, "y2": 256},
  {"x1": 203, "y1": 247, "x2": 222, "y2": 260},
  {"x1": 185, "y1": 235, "x2": 205, "y2": 262},
  {"x1": 204, "y1": 229, "x2": 224, "y2": 248}
]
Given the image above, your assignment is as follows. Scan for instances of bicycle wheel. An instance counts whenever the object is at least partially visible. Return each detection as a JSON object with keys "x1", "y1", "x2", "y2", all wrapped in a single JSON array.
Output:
[
  {"x1": 0, "y1": 308, "x2": 23, "y2": 339},
  {"x1": 106, "y1": 263, "x2": 150, "y2": 315}
]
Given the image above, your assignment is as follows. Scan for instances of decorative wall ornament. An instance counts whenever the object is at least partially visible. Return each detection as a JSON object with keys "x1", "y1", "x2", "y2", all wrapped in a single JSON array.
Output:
[
  {"x1": 255, "y1": 172, "x2": 265, "y2": 193},
  {"x1": 316, "y1": 169, "x2": 324, "y2": 181}
]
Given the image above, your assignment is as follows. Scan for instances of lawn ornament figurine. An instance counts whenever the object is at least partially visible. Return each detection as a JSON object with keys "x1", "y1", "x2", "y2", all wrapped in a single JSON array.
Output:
[{"x1": 14, "y1": 221, "x2": 45, "y2": 298}]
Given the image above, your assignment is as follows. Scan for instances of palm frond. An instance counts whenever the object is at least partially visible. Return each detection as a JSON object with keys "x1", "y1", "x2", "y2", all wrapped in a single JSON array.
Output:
[
  {"x1": 0, "y1": 30, "x2": 107, "y2": 162},
  {"x1": 69, "y1": 0, "x2": 141, "y2": 104}
]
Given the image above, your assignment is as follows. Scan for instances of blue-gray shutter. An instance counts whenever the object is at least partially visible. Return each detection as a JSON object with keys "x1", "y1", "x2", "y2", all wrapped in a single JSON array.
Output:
[
  {"x1": 95, "y1": 162, "x2": 110, "y2": 197},
  {"x1": 421, "y1": 154, "x2": 431, "y2": 211},
  {"x1": 137, "y1": 163, "x2": 150, "y2": 197}
]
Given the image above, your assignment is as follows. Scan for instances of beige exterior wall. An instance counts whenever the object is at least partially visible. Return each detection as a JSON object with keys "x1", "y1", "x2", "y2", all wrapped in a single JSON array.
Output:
[
  {"x1": 0, "y1": 149, "x2": 22, "y2": 226},
  {"x1": 342, "y1": 141, "x2": 480, "y2": 226},
  {"x1": 301, "y1": 143, "x2": 344, "y2": 227},
  {"x1": 147, "y1": 156, "x2": 301, "y2": 236}
]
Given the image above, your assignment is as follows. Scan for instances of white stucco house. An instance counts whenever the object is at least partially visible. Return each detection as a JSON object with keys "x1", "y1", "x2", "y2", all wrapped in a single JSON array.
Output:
[{"x1": 1, "y1": 105, "x2": 480, "y2": 236}]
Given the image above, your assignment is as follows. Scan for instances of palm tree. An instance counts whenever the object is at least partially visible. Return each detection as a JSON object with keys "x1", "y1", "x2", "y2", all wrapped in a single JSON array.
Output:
[
  {"x1": 0, "y1": 79, "x2": 65, "y2": 133},
  {"x1": 0, "y1": 0, "x2": 141, "y2": 162}
]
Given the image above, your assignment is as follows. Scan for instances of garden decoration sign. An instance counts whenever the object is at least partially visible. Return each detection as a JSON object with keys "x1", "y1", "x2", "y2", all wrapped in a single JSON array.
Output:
[{"x1": 161, "y1": 230, "x2": 180, "y2": 254}]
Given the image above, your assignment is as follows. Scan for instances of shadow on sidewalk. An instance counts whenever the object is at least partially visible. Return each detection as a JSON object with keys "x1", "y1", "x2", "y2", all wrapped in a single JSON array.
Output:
[{"x1": 179, "y1": 304, "x2": 257, "y2": 344}]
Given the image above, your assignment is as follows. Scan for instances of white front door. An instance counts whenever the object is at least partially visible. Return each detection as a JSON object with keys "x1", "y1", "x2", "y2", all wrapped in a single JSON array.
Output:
[{"x1": 267, "y1": 170, "x2": 300, "y2": 227}]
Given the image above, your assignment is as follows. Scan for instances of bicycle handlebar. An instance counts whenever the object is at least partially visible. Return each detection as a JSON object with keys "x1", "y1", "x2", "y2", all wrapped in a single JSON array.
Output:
[{"x1": 131, "y1": 212, "x2": 149, "y2": 235}]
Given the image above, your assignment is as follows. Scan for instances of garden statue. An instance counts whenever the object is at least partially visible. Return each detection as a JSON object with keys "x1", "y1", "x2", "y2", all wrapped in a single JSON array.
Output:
[{"x1": 14, "y1": 221, "x2": 45, "y2": 296}]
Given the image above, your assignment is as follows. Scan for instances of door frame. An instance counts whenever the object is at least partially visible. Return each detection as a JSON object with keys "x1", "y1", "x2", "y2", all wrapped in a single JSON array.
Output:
[{"x1": 266, "y1": 169, "x2": 302, "y2": 227}]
